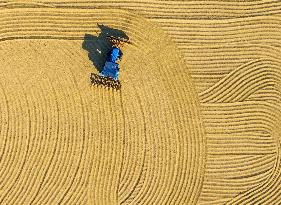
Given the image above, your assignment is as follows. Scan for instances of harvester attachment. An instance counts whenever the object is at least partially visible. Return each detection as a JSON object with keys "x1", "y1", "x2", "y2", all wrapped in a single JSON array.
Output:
[{"x1": 90, "y1": 73, "x2": 121, "y2": 90}]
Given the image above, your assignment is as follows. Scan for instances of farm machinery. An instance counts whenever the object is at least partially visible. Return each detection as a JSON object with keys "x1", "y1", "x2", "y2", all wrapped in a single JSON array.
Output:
[{"x1": 90, "y1": 36, "x2": 129, "y2": 90}]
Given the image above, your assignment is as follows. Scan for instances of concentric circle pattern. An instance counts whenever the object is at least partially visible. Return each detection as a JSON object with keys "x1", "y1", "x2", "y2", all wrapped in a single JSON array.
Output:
[
  {"x1": 0, "y1": 8, "x2": 205, "y2": 205},
  {"x1": 1, "y1": 1, "x2": 281, "y2": 204}
]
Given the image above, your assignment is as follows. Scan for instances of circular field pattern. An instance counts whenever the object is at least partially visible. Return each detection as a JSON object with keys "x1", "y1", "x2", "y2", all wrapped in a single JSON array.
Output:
[{"x1": 0, "y1": 8, "x2": 206, "y2": 204}]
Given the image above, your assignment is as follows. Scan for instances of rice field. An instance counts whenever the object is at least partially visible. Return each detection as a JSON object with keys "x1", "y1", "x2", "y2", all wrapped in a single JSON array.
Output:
[{"x1": 0, "y1": 1, "x2": 280, "y2": 204}]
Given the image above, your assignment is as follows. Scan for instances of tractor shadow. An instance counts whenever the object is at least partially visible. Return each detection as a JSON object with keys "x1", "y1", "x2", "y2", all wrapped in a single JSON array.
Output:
[{"x1": 82, "y1": 24, "x2": 129, "y2": 73}]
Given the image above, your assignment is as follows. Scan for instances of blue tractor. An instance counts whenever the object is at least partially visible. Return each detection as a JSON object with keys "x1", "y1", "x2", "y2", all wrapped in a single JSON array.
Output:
[{"x1": 90, "y1": 36, "x2": 129, "y2": 90}]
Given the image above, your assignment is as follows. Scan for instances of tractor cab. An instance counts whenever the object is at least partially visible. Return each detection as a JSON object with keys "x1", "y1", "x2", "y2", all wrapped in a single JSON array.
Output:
[{"x1": 90, "y1": 36, "x2": 129, "y2": 90}]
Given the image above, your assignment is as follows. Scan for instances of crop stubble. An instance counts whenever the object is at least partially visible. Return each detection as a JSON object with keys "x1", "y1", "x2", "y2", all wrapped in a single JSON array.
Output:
[{"x1": 0, "y1": 1, "x2": 280, "y2": 205}]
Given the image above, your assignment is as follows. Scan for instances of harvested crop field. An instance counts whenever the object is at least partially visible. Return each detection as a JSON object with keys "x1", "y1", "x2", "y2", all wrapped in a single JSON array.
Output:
[{"x1": 0, "y1": 1, "x2": 280, "y2": 204}]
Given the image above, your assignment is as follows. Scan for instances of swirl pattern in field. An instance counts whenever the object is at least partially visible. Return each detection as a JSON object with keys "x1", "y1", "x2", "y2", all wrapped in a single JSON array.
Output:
[
  {"x1": 0, "y1": 8, "x2": 205, "y2": 205},
  {"x1": 0, "y1": 1, "x2": 281, "y2": 204}
]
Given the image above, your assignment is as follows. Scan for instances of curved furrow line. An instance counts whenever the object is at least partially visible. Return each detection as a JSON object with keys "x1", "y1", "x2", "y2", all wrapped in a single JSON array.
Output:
[
  {"x1": 37, "y1": 0, "x2": 281, "y2": 9},
  {"x1": 119, "y1": 61, "x2": 151, "y2": 203},
  {"x1": 210, "y1": 170, "x2": 273, "y2": 185},
  {"x1": 163, "y1": 23, "x2": 281, "y2": 36},
  {"x1": 31, "y1": 43, "x2": 77, "y2": 204},
  {"x1": 56, "y1": 42, "x2": 89, "y2": 205},
  {"x1": 148, "y1": 35, "x2": 281, "y2": 45},
  {"x1": 165, "y1": 34, "x2": 205, "y2": 205},
  {"x1": 0, "y1": 13, "x2": 106, "y2": 20},
  {"x1": 87, "y1": 86, "x2": 104, "y2": 204},
  {"x1": 202, "y1": 102, "x2": 279, "y2": 128},
  {"x1": 2, "y1": 6, "x2": 281, "y2": 22},
  {"x1": 206, "y1": 147, "x2": 275, "y2": 156},
  {"x1": 46, "y1": 42, "x2": 88, "y2": 204},
  {"x1": 199, "y1": 162, "x2": 275, "y2": 204},
  {"x1": 155, "y1": 15, "x2": 281, "y2": 26},
  {"x1": 132, "y1": 21, "x2": 202, "y2": 205},
  {"x1": 205, "y1": 115, "x2": 275, "y2": 128},
  {"x1": 119, "y1": 86, "x2": 147, "y2": 204},
  {"x1": 120, "y1": 42, "x2": 158, "y2": 204},
  {"x1": 0, "y1": 82, "x2": 21, "y2": 188},
  {"x1": 127, "y1": 47, "x2": 165, "y2": 205},
  {"x1": 101, "y1": 13, "x2": 205, "y2": 205},
  {"x1": 91, "y1": 87, "x2": 107, "y2": 204},
  {"x1": 206, "y1": 154, "x2": 276, "y2": 176},
  {"x1": 27, "y1": 0, "x2": 281, "y2": 9},
  {"x1": 0, "y1": 75, "x2": 10, "y2": 163},
  {"x1": 227, "y1": 159, "x2": 280, "y2": 204},
  {"x1": 158, "y1": 19, "x2": 201, "y2": 203},
  {"x1": 130, "y1": 38, "x2": 163, "y2": 205},
  {"x1": 0, "y1": 1, "x2": 55, "y2": 8},
  {"x1": 154, "y1": 54, "x2": 182, "y2": 205},
  {"x1": 201, "y1": 63, "x2": 272, "y2": 102},
  {"x1": 2, "y1": 27, "x2": 281, "y2": 46},
  {"x1": 160, "y1": 18, "x2": 281, "y2": 31},
  {"x1": 0, "y1": 9, "x2": 279, "y2": 41},
  {"x1": 25, "y1": 76, "x2": 56, "y2": 204},
  {"x1": 27, "y1": 45, "x2": 68, "y2": 205},
  {"x1": 103, "y1": 89, "x2": 120, "y2": 204},
  {"x1": 256, "y1": 159, "x2": 280, "y2": 204},
  {"x1": 0, "y1": 6, "x2": 212, "y2": 204},
  {"x1": 82, "y1": 13, "x2": 153, "y2": 205},
  {"x1": 56, "y1": 41, "x2": 93, "y2": 205},
  {"x1": 0, "y1": 76, "x2": 15, "y2": 190},
  {"x1": 207, "y1": 137, "x2": 275, "y2": 147},
  {"x1": 0, "y1": 47, "x2": 27, "y2": 198},
  {"x1": 142, "y1": 54, "x2": 174, "y2": 205},
  {"x1": 0, "y1": 18, "x2": 142, "y2": 36},
  {"x1": 28, "y1": 72, "x2": 60, "y2": 205},
  {"x1": 0, "y1": 8, "x2": 149, "y2": 20},
  {"x1": 168, "y1": 30, "x2": 281, "y2": 43},
  {"x1": 87, "y1": 72, "x2": 123, "y2": 204},
  {"x1": 6, "y1": 76, "x2": 47, "y2": 204},
  {"x1": 181, "y1": 46, "x2": 281, "y2": 92},
  {"x1": 95, "y1": 88, "x2": 107, "y2": 204},
  {"x1": 105, "y1": 89, "x2": 119, "y2": 204},
  {"x1": 111, "y1": 90, "x2": 125, "y2": 204},
  {"x1": 181, "y1": 43, "x2": 281, "y2": 55},
  {"x1": 247, "y1": 86, "x2": 281, "y2": 102},
  {"x1": 199, "y1": 85, "x2": 280, "y2": 205},
  {"x1": 207, "y1": 170, "x2": 272, "y2": 184},
  {"x1": 207, "y1": 154, "x2": 272, "y2": 166},
  {"x1": 203, "y1": 117, "x2": 276, "y2": 136},
  {"x1": 158, "y1": 42, "x2": 201, "y2": 205},
  {"x1": 207, "y1": 154, "x2": 276, "y2": 172},
  {"x1": 86, "y1": 14, "x2": 149, "y2": 203},
  {"x1": 0, "y1": 88, "x2": 3, "y2": 155},
  {"x1": 15, "y1": 79, "x2": 58, "y2": 204},
  {"x1": 203, "y1": 104, "x2": 277, "y2": 119},
  {"x1": 117, "y1": 87, "x2": 146, "y2": 202},
  {"x1": 199, "y1": 60, "x2": 279, "y2": 103},
  {"x1": 206, "y1": 132, "x2": 272, "y2": 140},
  {"x1": 0, "y1": 70, "x2": 30, "y2": 203},
  {"x1": 219, "y1": 77, "x2": 274, "y2": 103},
  {"x1": 199, "y1": 59, "x2": 266, "y2": 101},
  {"x1": 19, "y1": 0, "x2": 281, "y2": 20},
  {"x1": 203, "y1": 173, "x2": 272, "y2": 190},
  {"x1": 181, "y1": 45, "x2": 281, "y2": 68},
  {"x1": 200, "y1": 107, "x2": 280, "y2": 200},
  {"x1": 226, "y1": 107, "x2": 280, "y2": 204}
]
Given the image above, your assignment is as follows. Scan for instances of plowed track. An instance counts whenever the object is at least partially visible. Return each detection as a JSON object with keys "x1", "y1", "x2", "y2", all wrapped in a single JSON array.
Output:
[{"x1": 0, "y1": 1, "x2": 280, "y2": 204}]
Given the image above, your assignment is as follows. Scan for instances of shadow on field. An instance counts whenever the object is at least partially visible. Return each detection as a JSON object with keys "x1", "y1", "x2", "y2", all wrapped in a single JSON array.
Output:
[{"x1": 82, "y1": 24, "x2": 129, "y2": 72}]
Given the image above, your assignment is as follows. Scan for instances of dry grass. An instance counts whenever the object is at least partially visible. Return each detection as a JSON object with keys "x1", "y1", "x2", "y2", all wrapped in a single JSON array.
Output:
[{"x1": 0, "y1": 1, "x2": 280, "y2": 204}]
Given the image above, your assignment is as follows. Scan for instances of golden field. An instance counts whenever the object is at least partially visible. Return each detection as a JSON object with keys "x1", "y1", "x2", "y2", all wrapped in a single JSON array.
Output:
[{"x1": 0, "y1": 1, "x2": 280, "y2": 204}]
